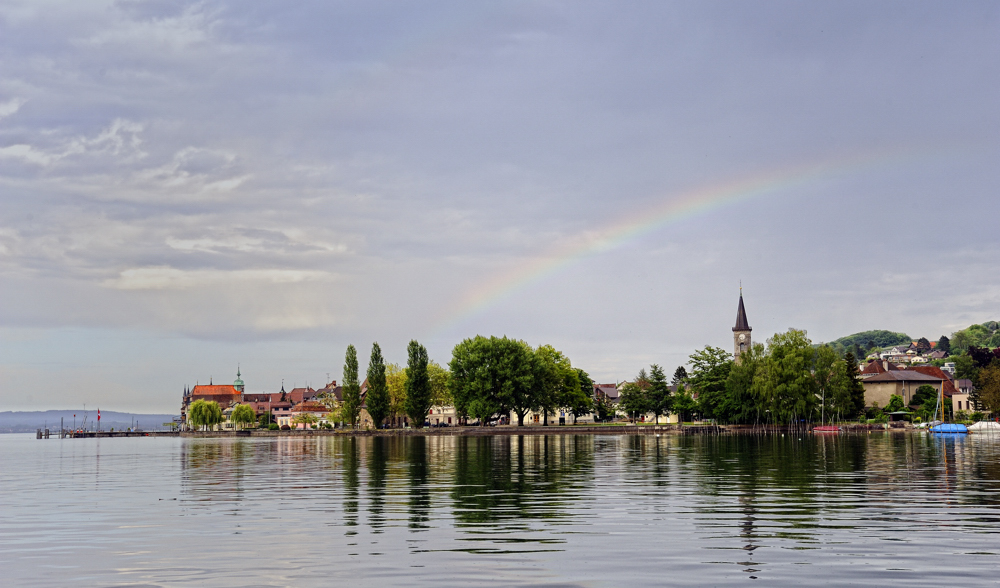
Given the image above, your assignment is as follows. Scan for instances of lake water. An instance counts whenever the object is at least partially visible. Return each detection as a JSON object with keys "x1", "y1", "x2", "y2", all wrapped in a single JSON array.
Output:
[{"x1": 3, "y1": 431, "x2": 1000, "y2": 586}]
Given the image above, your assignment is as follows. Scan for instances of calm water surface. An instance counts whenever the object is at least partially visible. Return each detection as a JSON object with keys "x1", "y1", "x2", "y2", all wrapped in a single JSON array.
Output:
[{"x1": 3, "y1": 432, "x2": 1000, "y2": 586}]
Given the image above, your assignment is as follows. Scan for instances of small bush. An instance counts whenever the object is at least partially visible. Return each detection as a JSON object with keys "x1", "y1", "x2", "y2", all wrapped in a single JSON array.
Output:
[
  {"x1": 268, "y1": 423, "x2": 279, "y2": 431},
  {"x1": 280, "y1": 424, "x2": 291, "y2": 430}
]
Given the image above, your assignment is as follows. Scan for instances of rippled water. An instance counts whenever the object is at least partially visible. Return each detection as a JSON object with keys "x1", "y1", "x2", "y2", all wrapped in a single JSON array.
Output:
[{"x1": 3, "y1": 431, "x2": 1000, "y2": 586}]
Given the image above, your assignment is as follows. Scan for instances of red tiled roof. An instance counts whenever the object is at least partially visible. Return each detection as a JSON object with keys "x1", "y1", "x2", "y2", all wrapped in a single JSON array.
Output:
[
  {"x1": 861, "y1": 360, "x2": 901, "y2": 375},
  {"x1": 287, "y1": 387, "x2": 317, "y2": 404},
  {"x1": 906, "y1": 366, "x2": 957, "y2": 397},
  {"x1": 191, "y1": 384, "x2": 239, "y2": 396}
]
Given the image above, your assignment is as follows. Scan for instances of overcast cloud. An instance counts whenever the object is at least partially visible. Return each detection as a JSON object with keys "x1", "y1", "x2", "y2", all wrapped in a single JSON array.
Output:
[{"x1": 1, "y1": 1, "x2": 998, "y2": 412}]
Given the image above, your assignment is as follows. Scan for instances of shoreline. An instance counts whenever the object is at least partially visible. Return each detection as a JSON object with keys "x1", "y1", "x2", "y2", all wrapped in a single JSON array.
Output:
[{"x1": 161, "y1": 422, "x2": 896, "y2": 438}]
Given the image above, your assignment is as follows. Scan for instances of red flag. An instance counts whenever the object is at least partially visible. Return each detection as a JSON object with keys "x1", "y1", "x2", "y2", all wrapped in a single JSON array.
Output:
[{"x1": 98, "y1": 409, "x2": 101, "y2": 421}]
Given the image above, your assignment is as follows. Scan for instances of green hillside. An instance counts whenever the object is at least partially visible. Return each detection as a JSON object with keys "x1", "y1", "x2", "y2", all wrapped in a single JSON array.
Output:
[
  {"x1": 823, "y1": 330, "x2": 911, "y2": 356},
  {"x1": 950, "y1": 321, "x2": 1000, "y2": 353}
]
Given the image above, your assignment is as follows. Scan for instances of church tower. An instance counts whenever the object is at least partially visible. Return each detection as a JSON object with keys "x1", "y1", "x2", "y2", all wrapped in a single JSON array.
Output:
[{"x1": 733, "y1": 289, "x2": 752, "y2": 364}]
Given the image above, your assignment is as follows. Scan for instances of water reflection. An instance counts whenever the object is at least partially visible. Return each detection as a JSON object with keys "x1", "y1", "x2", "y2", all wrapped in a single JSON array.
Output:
[
  {"x1": 408, "y1": 436, "x2": 430, "y2": 530},
  {"x1": 344, "y1": 437, "x2": 359, "y2": 534},
  {"x1": 167, "y1": 432, "x2": 1000, "y2": 585}
]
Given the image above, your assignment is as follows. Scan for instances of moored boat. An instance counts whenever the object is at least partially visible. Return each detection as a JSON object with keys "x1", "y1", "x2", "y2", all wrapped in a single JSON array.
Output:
[
  {"x1": 968, "y1": 421, "x2": 1000, "y2": 434},
  {"x1": 930, "y1": 423, "x2": 968, "y2": 434},
  {"x1": 813, "y1": 425, "x2": 840, "y2": 432}
]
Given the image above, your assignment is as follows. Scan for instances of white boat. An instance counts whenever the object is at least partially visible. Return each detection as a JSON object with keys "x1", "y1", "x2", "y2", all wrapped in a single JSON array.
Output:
[{"x1": 968, "y1": 421, "x2": 1000, "y2": 433}]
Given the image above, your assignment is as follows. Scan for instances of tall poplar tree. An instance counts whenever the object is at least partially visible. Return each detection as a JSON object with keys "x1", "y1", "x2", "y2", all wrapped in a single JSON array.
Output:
[
  {"x1": 342, "y1": 344, "x2": 361, "y2": 427},
  {"x1": 366, "y1": 342, "x2": 390, "y2": 428},
  {"x1": 404, "y1": 340, "x2": 431, "y2": 428},
  {"x1": 843, "y1": 351, "x2": 866, "y2": 418}
]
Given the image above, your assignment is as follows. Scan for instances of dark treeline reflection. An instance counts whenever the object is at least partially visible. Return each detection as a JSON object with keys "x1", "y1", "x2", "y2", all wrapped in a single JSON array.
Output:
[
  {"x1": 450, "y1": 435, "x2": 594, "y2": 528},
  {"x1": 178, "y1": 432, "x2": 1000, "y2": 543}
]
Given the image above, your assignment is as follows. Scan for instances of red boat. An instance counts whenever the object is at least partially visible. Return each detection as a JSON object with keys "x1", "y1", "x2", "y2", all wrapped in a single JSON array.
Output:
[{"x1": 813, "y1": 426, "x2": 840, "y2": 432}]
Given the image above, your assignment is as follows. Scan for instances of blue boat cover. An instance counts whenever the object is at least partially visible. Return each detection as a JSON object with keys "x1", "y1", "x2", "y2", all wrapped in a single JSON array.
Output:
[{"x1": 930, "y1": 423, "x2": 969, "y2": 433}]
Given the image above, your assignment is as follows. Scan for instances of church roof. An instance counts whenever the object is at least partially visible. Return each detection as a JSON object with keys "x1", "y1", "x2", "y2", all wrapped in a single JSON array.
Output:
[
  {"x1": 191, "y1": 384, "x2": 240, "y2": 396},
  {"x1": 733, "y1": 294, "x2": 751, "y2": 332}
]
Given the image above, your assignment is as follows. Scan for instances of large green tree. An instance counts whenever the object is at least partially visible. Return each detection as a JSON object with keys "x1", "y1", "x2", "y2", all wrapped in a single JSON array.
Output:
[
  {"x1": 752, "y1": 329, "x2": 818, "y2": 424},
  {"x1": 978, "y1": 362, "x2": 1000, "y2": 415},
  {"x1": 230, "y1": 404, "x2": 256, "y2": 430},
  {"x1": 342, "y1": 344, "x2": 362, "y2": 427},
  {"x1": 814, "y1": 345, "x2": 839, "y2": 425},
  {"x1": 449, "y1": 336, "x2": 536, "y2": 426},
  {"x1": 189, "y1": 399, "x2": 222, "y2": 431},
  {"x1": 404, "y1": 340, "x2": 432, "y2": 428},
  {"x1": 646, "y1": 364, "x2": 672, "y2": 423},
  {"x1": 688, "y1": 346, "x2": 734, "y2": 421},
  {"x1": 723, "y1": 342, "x2": 764, "y2": 424},
  {"x1": 533, "y1": 345, "x2": 579, "y2": 425},
  {"x1": 937, "y1": 336, "x2": 951, "y2": 355},
  {"x1": 428, "y1": 361, "x2": 452, "y2": 406},
  {"x1": 366, "y1": 342, "x2": 390, "y2": 428}
]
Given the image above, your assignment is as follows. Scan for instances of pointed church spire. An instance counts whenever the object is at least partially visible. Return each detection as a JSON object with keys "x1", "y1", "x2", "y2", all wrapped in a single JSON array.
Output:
[{"x1": 733, "y1": 292, "x2": 751, "y2": 332}]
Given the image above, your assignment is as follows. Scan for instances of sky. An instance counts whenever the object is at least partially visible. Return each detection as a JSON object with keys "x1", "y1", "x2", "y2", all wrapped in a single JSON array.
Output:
[{"x1": 1, "y1": 1, "x2": 998, "y2": 413}]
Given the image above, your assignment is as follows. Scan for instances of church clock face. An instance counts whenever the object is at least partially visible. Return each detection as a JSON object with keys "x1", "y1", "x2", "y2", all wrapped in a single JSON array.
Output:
[{"x1": 739, "y1": 334, "x2": 746, "y2": 342}]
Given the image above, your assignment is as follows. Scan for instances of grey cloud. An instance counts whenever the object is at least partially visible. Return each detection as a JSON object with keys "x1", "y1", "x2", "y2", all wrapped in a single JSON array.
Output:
[{"x1": 1, "y1": 1, "x2": 998, "y2": 411}]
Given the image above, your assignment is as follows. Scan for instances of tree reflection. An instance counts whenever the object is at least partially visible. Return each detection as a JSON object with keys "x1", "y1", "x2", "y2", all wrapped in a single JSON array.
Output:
[
  {"x1": 450, "y1": 435, "x2": 594, "y2": 531},
  {"x1": 368, "y1": 436, "x2": 388, "y2": 532},
  {"x1": 343, "y1": 437, "x2": 359, "y2": 534},
  {"x1": 408, "y1": 436, "x2": 430, "y2": 529}
]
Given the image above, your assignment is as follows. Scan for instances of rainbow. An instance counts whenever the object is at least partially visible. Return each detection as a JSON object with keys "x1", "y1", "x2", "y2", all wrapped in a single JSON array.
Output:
[{"x1": 430, "y1": 148, "x2": 915, "y2": 337}]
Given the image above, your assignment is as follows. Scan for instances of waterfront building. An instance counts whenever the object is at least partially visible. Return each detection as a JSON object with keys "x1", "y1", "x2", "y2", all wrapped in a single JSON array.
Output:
[
  {"x1": 862, "y1": 371, "x2": 943, "y2": 408},
  {"x1": 428, "y1": 405, "x2": 457, "y2": 427},
  {"x1": 281, "y1": 401, "x2": 330, "y2": 429},
  {"x1": 952, "y1": 379, "x2": 977, "y2": 413}
]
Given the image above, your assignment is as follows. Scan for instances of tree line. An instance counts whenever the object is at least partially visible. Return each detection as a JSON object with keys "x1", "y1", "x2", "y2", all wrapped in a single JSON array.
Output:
[
  {"x1": 337, "y1": 336, "x2": 593, "y2": 428},
  {"x1": 189, "y1": 327, "x2": 1000, "y2": 431},
  {"x1": 339, "y1": 340, "x2": 445, "y2": 429},
  {"x1": 619, "y1": 329, "x2": 867, "y2": 425}
]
